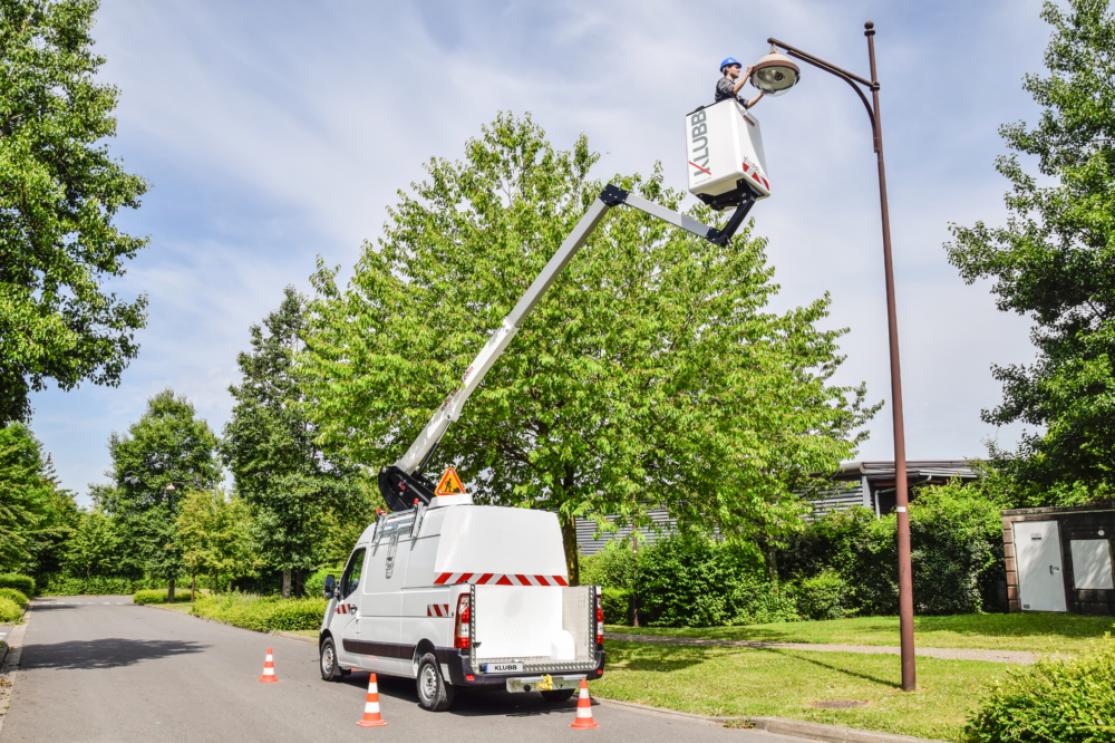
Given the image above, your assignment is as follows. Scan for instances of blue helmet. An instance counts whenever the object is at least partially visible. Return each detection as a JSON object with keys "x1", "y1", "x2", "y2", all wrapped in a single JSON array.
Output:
[{"x1": 720, "y1": 56, "x2": 742, "y2": 72}]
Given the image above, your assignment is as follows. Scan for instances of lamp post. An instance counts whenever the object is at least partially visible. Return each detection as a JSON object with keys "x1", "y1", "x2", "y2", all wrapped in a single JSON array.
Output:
[{"x1": 751, "y1": 21, "x2": 916, "y2": 691}]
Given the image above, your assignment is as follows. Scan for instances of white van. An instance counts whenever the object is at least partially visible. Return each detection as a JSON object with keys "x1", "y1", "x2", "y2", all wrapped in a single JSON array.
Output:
[{"x1": 318, "y1": 494, "x2": 605, "y2": 710}]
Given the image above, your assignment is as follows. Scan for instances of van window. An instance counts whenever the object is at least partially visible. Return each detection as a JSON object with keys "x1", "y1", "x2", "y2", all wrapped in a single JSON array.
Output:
[{"x1": 341, "y1": 548, "x2": 366, "y2": 598}]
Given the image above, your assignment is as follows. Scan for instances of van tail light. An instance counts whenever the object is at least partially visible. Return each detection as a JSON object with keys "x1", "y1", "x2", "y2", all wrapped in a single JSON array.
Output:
[
  {"x1": 454, "y1": 593, "x2": 471, "y2": 650},
  {"x1": 595, "y1": 587, "x2": 604, "y2": 646}
]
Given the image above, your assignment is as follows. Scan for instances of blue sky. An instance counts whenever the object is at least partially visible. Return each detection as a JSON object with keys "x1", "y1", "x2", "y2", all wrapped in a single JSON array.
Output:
[{"x1": 30, "y1": 1, "x2": 1053, "y2": 505}]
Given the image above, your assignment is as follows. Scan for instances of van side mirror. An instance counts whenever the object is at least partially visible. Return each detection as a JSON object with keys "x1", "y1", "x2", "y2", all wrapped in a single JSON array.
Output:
[{"x1": 324, "y1": 574, "x2": 336, "y2": 598}]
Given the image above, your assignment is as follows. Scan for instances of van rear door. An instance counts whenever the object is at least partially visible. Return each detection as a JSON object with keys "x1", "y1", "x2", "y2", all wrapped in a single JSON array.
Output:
[{"x1": 471, "y1": 584, "x2": 597, "y2": 674}]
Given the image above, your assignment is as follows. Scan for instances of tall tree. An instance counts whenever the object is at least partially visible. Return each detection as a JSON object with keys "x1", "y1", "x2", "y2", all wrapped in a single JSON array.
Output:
[
  {"x1": 301, "y1": 114, "x2": 875, "y2": 582},
  {"x1": 0, "y1": 421, "x2": 74, "y2": 571},
  {"x1": 224, "y1": 287, "x2": 363, "y2": 598},
  {"x1": 946, "y1": 0, "x2": 1115, "y2": 504},
  {"x1": 64, "y1": 508, "x2": 119, "y2": 580},
  {"x1": 103, "y1": 390, "x2": 220, "y2": 599},
  {"x1": 176, "y1": 489, "x2": 257, "y2": 594},
  {"x1": 0, "y1": 0, "x2": 150, "y2": 423}
]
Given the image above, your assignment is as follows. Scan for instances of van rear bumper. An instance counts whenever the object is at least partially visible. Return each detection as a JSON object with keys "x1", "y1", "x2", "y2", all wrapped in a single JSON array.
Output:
[{"x1": 438, "y1": 646, "x2": 606, "y2": 687}]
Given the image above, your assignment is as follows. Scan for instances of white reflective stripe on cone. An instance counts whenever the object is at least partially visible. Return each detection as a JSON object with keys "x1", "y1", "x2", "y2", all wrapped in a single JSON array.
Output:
[{"x1": 576, "y1": 706, "x2": 593, "y2": 718}]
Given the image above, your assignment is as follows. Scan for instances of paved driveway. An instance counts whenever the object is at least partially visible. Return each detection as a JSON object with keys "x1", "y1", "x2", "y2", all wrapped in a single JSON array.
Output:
[{"x1": 0, "y1": 596, "x2": 811, "y2": 743}]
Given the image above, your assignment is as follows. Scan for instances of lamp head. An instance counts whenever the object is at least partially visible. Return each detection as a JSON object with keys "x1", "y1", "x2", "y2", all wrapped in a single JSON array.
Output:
[{"x1": 750, "y1": 49, "x2": 800, "y2": 96}]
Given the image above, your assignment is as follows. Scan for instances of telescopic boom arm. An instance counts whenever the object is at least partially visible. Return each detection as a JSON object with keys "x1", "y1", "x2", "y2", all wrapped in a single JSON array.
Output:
[{"x1": 377, "y1": 183, "x2": 756, "y2": 511}]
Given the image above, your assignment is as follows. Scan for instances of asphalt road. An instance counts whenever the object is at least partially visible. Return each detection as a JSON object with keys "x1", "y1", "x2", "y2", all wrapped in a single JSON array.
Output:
[{"x1": 1, "y1": 597, "x2": 811, "y2": 743}]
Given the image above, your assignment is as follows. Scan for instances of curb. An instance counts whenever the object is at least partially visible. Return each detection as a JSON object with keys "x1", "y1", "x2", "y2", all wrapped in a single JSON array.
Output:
[{"x1": 595, "y1": 698, "x2": 944, "y2": 743}]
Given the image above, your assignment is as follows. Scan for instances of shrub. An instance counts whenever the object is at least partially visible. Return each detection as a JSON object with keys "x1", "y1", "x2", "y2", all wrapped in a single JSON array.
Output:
[
  {"x1": 600, "y1": 587, "x2": 631, "y2": 623},
  {"x1": 304, "y1": 566, "x2": 343, "y2": 598},
  {"x1": 41, "y1": 574, "x2": 173, "y2": 596},
  {"x1": 191, "y1": 593, "x2": 326, "y2": 632},
  {"x1": 797, "y1": 570, "x2": 850, "y2": 620},
  {"x1": 133, "y1": 588, "x2": 193, "y2": 605},
  {"x1": 964, "y1": 647, "x2": 1115, "y2": 742},
  {"x1": 637, "y1": 534, "x2": 784, "y2": 627},
  {"x1": 0, "y1": 596, "x2": 21, "y2": 623},
  {"x1": 0, "y1": 573, "x2": 36, "y2": 596},
  {"x1": 0, "y1": 588, "x2": 30, "y2": 609}
]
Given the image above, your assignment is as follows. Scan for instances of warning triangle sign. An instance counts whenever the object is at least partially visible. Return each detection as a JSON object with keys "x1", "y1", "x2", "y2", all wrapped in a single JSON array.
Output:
[{"x1": 435, "y1": 467, "x2": 467, "y2": 496}]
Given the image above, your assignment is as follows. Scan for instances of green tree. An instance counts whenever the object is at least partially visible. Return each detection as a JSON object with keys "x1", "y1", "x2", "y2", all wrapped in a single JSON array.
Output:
[
  {"x1": 301, "y1": 113, "x2": 875, "y2": 582},
  {"x1": 947, "y1": 0, "x2": 1115, "y2": 505},
  {"x1": 176, "y1": 489, "x2": 257, "y2": 594},
  {"x1": 102, "y1": 390, "x2": 220, "y2": 599},
  {"x1": 0, "y1": 0, "x2": 149, "y2": 423},
  {"x1": 0, "y1": 422, "x2": 75, "y2": 571},
  {"x1": 223, "y1": 288, "x2": 365, "y2": 598},
  {"x1": 64, "y1": 509, "x2": 119, "y2": 580}
]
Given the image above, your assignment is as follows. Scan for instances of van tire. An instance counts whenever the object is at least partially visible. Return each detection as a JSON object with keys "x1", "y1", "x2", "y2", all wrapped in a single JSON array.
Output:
[
  {"x1": 415, "y1": 652, "x2": 454, "y2": 711},
  {"x1": 541, "y1": 689, "x2": 575, "y2": 703},
  {"x1": 319, "y1": 636, "x2": 343, "y2": 681}
]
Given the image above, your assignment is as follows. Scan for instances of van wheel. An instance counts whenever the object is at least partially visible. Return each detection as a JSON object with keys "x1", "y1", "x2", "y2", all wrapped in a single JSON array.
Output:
[
  {"x1": 541, "y1": 689, "x2": 575, "y2": 703},
  {"x1": 415, "y1": 652, "x2": 454, "y2": 711},
  {"x1": 320, "y1": 636, "x2": 343, "y2": 681}
]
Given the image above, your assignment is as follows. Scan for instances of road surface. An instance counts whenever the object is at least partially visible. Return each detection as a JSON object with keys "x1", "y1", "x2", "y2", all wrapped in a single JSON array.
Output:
[{"x1": 1, "y1": 597, "x2": 811, "y2": 743}]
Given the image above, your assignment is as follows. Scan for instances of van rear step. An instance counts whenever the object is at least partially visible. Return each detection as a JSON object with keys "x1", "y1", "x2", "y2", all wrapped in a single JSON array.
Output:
[{"x1": 505, "y1": 674, "x2": 584, "y2": 694}]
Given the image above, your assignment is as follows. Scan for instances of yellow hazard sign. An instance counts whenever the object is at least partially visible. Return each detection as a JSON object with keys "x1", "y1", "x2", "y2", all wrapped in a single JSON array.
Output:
[{"x1": 435, "y1": 467, "x2": 467, "y2": 496}]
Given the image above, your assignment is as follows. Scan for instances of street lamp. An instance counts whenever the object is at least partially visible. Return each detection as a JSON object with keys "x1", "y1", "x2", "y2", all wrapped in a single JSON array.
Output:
[{"x1": 753, "y1": 21, "x2": 917, "y2": 691}]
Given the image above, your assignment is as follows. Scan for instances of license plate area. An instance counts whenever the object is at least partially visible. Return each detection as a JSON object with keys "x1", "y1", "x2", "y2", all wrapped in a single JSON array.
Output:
[{"x1": 481, "y1": 661, "x2": 524, "y2": 673}]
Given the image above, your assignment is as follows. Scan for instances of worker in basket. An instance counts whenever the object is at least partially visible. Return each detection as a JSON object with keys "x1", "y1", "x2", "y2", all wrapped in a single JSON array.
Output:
[{"x1": 715, "y1": 56, "x2": 764, "y2": 109}]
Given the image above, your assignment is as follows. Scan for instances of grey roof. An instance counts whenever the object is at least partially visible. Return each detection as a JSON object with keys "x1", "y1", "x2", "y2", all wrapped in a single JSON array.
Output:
[{"x1": 835, "y1": 460, "x2": 980, "y2": 481}]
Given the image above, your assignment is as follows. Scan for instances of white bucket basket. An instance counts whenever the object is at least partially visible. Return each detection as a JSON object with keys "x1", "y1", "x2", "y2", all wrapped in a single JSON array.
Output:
[{"x1": 685, "y1": 99, "x2": 771, "y2": 208}]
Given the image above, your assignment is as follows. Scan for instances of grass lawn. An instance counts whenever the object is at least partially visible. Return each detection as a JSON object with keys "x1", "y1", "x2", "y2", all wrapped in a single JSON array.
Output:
[
  {"x1": 607, "y1": 612, "x2": 1115, "y2": 655},
  {"x1": 595, "y1": 640, "x2": 1012, "y2": 741}
]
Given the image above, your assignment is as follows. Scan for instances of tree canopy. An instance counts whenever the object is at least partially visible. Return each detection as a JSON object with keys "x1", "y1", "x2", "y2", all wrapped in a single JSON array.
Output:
[
  {"x1": 300, "y1": 113, "x2": 875, "y2": 580},
  {"x1": 0, "y1": 0, "x2": 149, "y2": 423},
  {"x1": 946, "y1": 0, "x2": 1115, "y2": 504},
  {"x1": 101, "y1": 390, "x2": 220, "y2": 592},
  {"x1": 224, "y1": 287, "x2": 366, "y2": 597},
  {"x1": 0, "y1": 421, "x2": 75, "y2": 571}
]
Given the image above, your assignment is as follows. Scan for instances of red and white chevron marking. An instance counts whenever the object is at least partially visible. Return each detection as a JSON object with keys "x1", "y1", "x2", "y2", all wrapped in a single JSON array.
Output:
[
  {"x1": 334, "y1": 603, "x2": 355, "y2": 615},
  {"x1": 432, "y1": 572, "x2": 569, "y2": 587},
  {"x1": 426, "y1": 603, "x2": 451, "y2": 617}
]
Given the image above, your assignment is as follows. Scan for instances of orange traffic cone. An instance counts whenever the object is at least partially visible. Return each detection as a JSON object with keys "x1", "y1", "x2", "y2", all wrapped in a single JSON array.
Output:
[
  {"x1": 258, "y1": 646, "x2": 279, "y2": 683},
  {"x1": 570, "y1": 678, "x2": 599, "y2": 729},
  {"x1": 356, "y1": 673, "x2": 388, "y2": 727}
]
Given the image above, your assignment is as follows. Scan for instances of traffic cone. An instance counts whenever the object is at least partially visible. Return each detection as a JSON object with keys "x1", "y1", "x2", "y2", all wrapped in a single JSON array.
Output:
[
  {"x1": 570, "y1": 678, "x2": 599, "y2": 729},
  {"x1": 258, "y1": 647, "x2": 279, "y2": 683},
  {"x1": 356, "y1": 673, "x2": 388, "y2": 727}
]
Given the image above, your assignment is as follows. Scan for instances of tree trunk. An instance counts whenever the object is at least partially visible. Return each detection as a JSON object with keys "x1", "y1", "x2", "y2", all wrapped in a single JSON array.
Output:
[
  {"x1": 167, "y1": 577, "x2": 176, "y2": 603},
  {"x1": 190, "y1": 574, "x2": 196, "y2": 602},
  {"x1": 561, "y1": 513, "x2": 580, "y2": 586},
  {"x1": 282, "y1": 569, "x2": 292, "y2": 599},
  {"x1": 294, "y1": 569, "x2": 304, "y2": 598}
]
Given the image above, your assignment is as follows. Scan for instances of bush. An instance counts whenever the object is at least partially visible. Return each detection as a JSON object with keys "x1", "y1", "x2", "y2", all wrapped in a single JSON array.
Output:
[
  {"x1": 0, "y1": 573, "x2": 36, "y2": 596},
  {"x1": 191, "y1": 593, "x2": 326, "y2": 632},
  {"x1": 0, "y1": 588, "x2": 30, "y2": 609},
  {"x1": 304, "y1": 566, "x2": 343, "y2": 598},
  {"x1": 41, "y1": 574, "x2": 173, "y2": 596},
  {"x1": 636, "y1": 534, "x2": 794, "y2": 627},
  {"x1": 780, "y1": 482, "x2": 1006, "y2": 616},
  {"x1": 0, "y1": 596, "x2": 21, "y2": 623},
  {"x1": 797, "y1": 570, "x2": 850, "y2": 620},
  {"x1": 964, "y1": 647, "x2": 1115, "y2": 742},
  {"x1": 132, "y1": 588, "x2": 193, "y2": 605},
  {"x1": 600, "y1": 587, "x2": 631, "y2": 623}
]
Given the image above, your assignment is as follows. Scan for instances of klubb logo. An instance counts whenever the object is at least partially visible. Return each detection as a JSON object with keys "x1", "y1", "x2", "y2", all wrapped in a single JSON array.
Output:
[{"x1": 688, "y1": 109, "x2": 711, "y2": 180}]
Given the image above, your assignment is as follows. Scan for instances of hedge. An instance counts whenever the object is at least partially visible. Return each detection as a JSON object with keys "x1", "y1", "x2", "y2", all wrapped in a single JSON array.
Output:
[
  {"x1": 41, "y1": 574, "x2": 175, "y2": 596},
  {"x1": 0, "y1": 588, "x2": 30, "y2": 610},
  {"x1": 965, "y1": 647, "x2": 1115, "y2": 742},
  {"x1": 0, "y1": 573, "x2": 35, "y2": 596},
  {"x1": 0, "y1": 596, "x2": 21, "y2": 623},
  {"x1": 190, "y1": 593, "x2": 326, "y2": 632},
  {"x1": 133, "y1": 588, "x2": 194, "y2": 605}
]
